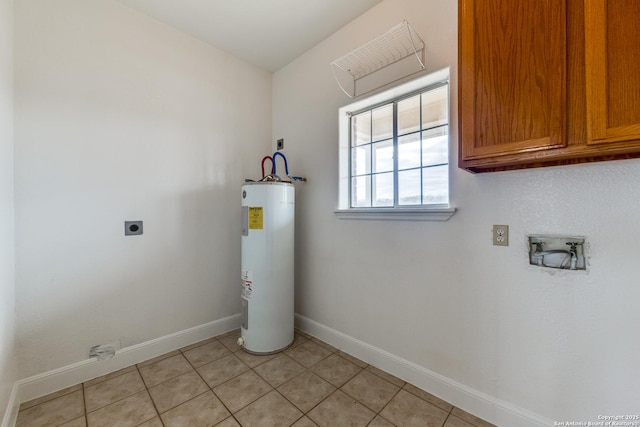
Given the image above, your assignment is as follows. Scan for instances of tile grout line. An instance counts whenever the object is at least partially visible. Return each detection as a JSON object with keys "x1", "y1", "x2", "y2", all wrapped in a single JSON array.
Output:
[
  {"x1": 82, "y1": 366, "x2": 157, "y2": 426},
  {"x1": 210, "y1": 331, "x2": 251, "y2": 425},
  {"x1": 440, "y1": 405, "x2": 455, "y2": 427},
  {"x1": 369, "y1": 385, "x2": 402, "y2": 426},
  {"x1": 81, "y1": 383, "x2": 87, "y2": 427},
  {"x1": 180, "y1": 337, "x2": 241, "y2": 426},
  {"x1": 204, "y1": 336, "x2": 254, "y2": 416},
  {"x1": 293, "y1": 344, "x2": 368, "y2": 426},
  {"x1": 230, "y1": 332, "x2": 337, "y2": 426},
  {"x1": 287, "y1": 336, "x2": 343, "y2": 424},
  {"x1": 181, "y1": 335, "x2": 265, "y2": 426},
  {"x1": 281, "y1": 337, "x2": 393, "y2": 426},
  {"x1": 271, "y1": 365, "x2": 324, "y2": 421},
  {"x1": 134, "y1": 363, "x2": 164, "y2": 427},
  {"x1": 338, "y1": 361, "x2": 403, "y2": 427}
]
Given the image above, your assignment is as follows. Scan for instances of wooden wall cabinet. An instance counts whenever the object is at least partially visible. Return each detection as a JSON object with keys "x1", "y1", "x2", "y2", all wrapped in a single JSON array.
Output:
[{"x1": 459, "y1": 0, "x2": 640, "y2": 173}]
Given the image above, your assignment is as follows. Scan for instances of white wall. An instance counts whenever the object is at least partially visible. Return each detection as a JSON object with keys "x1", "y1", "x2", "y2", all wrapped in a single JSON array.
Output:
[
  {"x1": 0, "y1": 0, "x2": 16, "y2": 420},
  {"x1": 273, "y1": 0, "x2": 640, "y2": 423},
  {"x1": 14, "y1": 0, "x2": 272, "y2": 378}
]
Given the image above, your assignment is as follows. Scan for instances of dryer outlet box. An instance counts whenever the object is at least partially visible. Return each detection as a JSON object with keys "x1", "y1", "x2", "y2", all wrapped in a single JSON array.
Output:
[{"x1": 125, "y1": 220, "x2": 143, "y2": 236}]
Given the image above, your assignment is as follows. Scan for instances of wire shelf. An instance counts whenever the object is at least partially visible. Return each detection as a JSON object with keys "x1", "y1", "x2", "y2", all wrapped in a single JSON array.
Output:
[{"x1": 331, "y1": 20, "x2": 425, "y2": 97}]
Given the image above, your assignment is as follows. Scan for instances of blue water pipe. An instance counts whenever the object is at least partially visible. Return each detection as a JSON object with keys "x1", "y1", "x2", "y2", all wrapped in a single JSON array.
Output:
[{"x1": 272, "y1": 152, "x2": 289, "y2": 176}]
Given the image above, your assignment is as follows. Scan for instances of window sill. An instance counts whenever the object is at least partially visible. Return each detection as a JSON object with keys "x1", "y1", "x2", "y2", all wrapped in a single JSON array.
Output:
[{"x1": 334, "y1": 207, "x2": 456, "y2": 221}]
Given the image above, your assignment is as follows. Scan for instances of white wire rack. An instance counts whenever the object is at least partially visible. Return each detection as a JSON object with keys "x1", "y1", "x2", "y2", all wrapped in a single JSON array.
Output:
[{"x1": 331, "y1": 20, "x2": 426, "y2": 98}]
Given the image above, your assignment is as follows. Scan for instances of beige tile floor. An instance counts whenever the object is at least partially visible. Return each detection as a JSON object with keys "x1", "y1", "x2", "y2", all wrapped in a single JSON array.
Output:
[{"x1": 16, "y1": 330, "x2": 496, "y2": 427}]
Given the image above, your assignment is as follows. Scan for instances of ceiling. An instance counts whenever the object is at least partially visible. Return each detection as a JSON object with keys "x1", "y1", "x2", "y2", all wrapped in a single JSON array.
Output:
[{"x1": 116, "y1": 0, "x2": 383, "y2": 72}]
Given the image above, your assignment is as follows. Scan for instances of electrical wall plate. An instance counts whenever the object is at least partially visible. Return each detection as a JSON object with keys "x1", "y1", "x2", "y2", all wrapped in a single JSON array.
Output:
[
  {"x1": 125, "y1": 220, "x2": 143, "y2": 236},
  {"x1": 528, "y1": 235, "x2": 586, "y2": 270},
  {"x1": 493, "y1": 225, "x2": 509, "y2": 246}
]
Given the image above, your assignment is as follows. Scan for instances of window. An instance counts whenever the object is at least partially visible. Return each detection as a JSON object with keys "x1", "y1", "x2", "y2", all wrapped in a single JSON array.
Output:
[{"x1": 337, "y1": 68, "x2": 455, "y2": 221}]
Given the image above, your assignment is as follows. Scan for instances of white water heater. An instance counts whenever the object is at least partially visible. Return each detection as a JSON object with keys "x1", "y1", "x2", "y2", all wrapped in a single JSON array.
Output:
[{"x1": 240, "y1": 181, "x2": 295, "y2": 354}]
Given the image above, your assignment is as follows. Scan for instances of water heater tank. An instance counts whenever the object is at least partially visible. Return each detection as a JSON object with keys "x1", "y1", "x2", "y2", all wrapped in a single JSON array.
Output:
[{"x1": 240, "y1": 181, "x2": 295, "y2": 354}]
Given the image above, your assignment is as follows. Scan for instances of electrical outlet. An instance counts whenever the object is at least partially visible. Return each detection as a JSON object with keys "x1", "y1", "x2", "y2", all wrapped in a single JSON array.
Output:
[
  {"x1": 277, "y1": 138, "x2": 284, "y2": 150},
  {"x1": 493, "y1": 225, "x2": 509, "y2": 246},
  {"x1": 125, "y1": 220, "x2": 143, "y2": 236}
]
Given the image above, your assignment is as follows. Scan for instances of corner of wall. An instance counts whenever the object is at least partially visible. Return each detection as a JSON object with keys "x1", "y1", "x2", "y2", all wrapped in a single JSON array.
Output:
[
  {"x1": 0, "y1": 0, "x2": 17, "y2": 424},
  {"x1": 0, "y1": 384, "x2": 19, "y2": 427}
]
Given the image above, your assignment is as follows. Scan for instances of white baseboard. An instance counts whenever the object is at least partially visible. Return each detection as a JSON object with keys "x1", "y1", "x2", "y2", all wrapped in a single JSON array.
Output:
[
  {"x1": 295, "y1": 314, "x2": 554, "y2": 427},
  {"x1": 16, "y1": 314, "x2": 241, "y2": 405},
  {"x1": 6, "y1": 313, "x2": 553, "y2": 427},
  {"x1": 0, "y1": 383, "x2": 19, "y2": 427}
]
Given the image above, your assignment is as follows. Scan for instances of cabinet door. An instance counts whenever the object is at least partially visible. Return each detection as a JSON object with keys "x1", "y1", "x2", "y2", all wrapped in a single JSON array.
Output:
[
  {"x1": 459, "y1": 0, "x2": 567, "y2": 164},
  {"x1": 585, "y1": 0, "x2": 640, "y2": 145}
]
